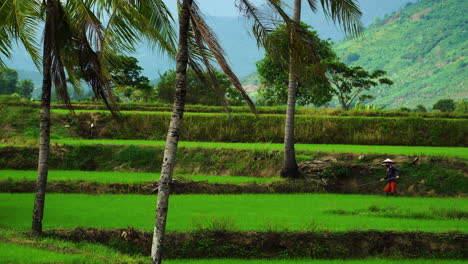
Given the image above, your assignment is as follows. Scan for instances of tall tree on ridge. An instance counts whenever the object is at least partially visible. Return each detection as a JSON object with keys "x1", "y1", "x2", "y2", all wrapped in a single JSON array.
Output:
[
  {"x1": 280, "y1": 0, "x2": 362, "y2": 178},
  {"x1": 150, "y1": 0, "x2": 275, "y2": 262}
]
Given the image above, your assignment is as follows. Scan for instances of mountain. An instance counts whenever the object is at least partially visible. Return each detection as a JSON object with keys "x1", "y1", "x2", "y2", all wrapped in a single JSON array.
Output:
[
  {"x1": 4, "y1": 0, "x2": 416, "y2": 81},
  {"x1": 334, "y1": 0, "x2": 467, "y2": 108}
]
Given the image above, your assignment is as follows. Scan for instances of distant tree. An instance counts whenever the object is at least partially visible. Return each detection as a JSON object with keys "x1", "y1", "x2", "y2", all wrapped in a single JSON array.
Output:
[
  {"x1": 454, "y1": 100, "x2": 468, "y2": 113},
  {"x1": 413, "y1": 104, "x2": 427, "y2": 112},
  {"x1": 400, "y1": 106, "x2": 411, "y2": 112},
  {"x1": 156, "y1": 69, "x2": 240, "y2": 106},
  {"x1": 256, "y1": 23, "x2": 336, "y2": 106},
  {"x1": 433, "y1": 99, "x2": 455, "y2": 112},
  {"x1": 98, "y1": 55, "x2": 155, "y2": 102},
  {"x1": 0, "y1": 68, "x2": 18, "y2": 95},
  {"x1": 324, "y1": 60, "x2": 393, "y2": 110},
  {"x1": 17, "y1": 79, "x2": 34, "y2": 99},
  {"x1": 346, "y1": 53, "x2": 360, "y2": 63}
]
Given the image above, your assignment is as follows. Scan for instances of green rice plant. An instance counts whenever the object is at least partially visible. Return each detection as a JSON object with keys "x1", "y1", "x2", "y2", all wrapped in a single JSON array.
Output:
[
  {"x1": 0, "y1": 193, "x2": 466, "y2": 232},
  {"x1": 52, "y1": 139, "x2": 468, "y2": 159},
  {"x1": 0, "y1": 170, "x2": 280, "y2": 184},
  {"x1": 0, "y1": 242, "x2": 101, "y2": 264}
]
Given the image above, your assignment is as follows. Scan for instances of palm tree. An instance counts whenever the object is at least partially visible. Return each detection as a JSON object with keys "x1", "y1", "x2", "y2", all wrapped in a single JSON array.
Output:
[
  {"x1": 0, "y1": 0, "x2": 176, "y2": 236},
  {"x1": 150, "y1": 0, "x2": 260, "y2": 262},
  {"x1": 280, "y1": 0, "x2": 362, "y2": 178}
]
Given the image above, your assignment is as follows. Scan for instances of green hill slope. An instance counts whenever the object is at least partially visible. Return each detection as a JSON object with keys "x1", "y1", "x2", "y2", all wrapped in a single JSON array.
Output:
[{"x1": 334, "y1": 0, "x2": 467, "y2": 108}]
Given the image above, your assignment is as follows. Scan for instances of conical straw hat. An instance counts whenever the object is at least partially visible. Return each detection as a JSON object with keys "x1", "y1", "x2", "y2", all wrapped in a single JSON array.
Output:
[{"x1": 382, "y1": 158, "x2": 395, "y2": 164}]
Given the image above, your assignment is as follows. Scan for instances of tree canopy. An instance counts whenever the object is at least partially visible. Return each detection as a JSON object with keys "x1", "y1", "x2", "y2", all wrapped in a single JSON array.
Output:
[
  {"x1": 324, "y1": 60, "x2": 393, "y2": 110},
  {"x1": 256, "y1": 23, "x2": 336, "y2": 106},
  {"x1": 156, "y1": 68, "x2": 242, "y2": 106}
]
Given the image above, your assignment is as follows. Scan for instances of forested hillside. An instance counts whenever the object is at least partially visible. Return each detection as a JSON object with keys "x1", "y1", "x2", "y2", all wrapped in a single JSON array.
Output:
[{"x1": 334, "y1": 0, "x2": 467, "y2": 108}]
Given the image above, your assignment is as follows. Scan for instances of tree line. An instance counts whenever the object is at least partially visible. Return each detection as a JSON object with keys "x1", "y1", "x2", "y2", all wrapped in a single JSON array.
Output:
[{"x1": 0, "y1": 68, "x2": 34, "y2": 99}]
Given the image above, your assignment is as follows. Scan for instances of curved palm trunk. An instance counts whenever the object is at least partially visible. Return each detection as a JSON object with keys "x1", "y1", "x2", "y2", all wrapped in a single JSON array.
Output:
[
  {"x1": 32, "y1": 0, "x2": 54, "y2": 236},
  {"x1": 281, "y1": 0, "x2": 302, "y2": 179},
  {"x1": 151, "y1": 0, "x2": 192, "y2": 263}
]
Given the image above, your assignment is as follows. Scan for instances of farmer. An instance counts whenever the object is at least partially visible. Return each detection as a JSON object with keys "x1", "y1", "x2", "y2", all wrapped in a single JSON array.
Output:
[{"x1": 380, "y1": 158, "x2": 400, "y2": 196}]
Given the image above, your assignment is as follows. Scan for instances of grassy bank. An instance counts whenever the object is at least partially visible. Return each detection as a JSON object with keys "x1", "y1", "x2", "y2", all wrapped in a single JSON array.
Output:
[
  {"x1": 2, "y1": 145, "x2": 466, "y2": 196},
  {"x1": 0, "y1": 228, "x2": 465, "y2": 263},
  {"x1": 0, "y1": 170, "x2": 280, "y2": 184},
  {"x1": 1, "y1": 193, "x2": 466, "y2": 232},
  {"x1": 2, "y1": 106, "x2": 467, "y2": 146},
  {"x1": 4, "y1": 100, "x2": 468, "y2": 118},
  {"x1": 52, "y1": 139, "x2": 468, "y2": 159},
  {"x1": 0, "y1": 228, "x2": 147, "y2": 263}
]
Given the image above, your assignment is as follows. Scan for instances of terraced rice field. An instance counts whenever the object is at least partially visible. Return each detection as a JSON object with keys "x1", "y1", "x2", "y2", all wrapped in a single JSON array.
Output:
[
  {"x1": 0, "y1": 170, "x2": 279, "y2": 184},
  {"x1": 51, "y1": 139, "x2": 468, "y2": 159},
  {"x1": 1, "y1": 193, "x2": 466, "y2": 232}
]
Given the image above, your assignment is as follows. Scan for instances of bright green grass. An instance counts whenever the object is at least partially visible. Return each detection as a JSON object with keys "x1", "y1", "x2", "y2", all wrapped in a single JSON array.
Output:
[
  {"x1": 0, "y1": 170, "x2": 279, "y2": 184},
  {"x1": 0, "y1": 228, "x2": 147, "y2": 263},
  {"x1": 50, "y1": 109, "x2": 465, "y2": 120},
  {"x1": 0, "y1": 242, "x2": 101, "y2": 264},
  {"x1": 166, "y1": 260, "x2": 466, "y2": 264},
  {"x1": 52, "y1": 139, "x2": 468, "y2": 159},
  {"x1": 0, "y1": 193, "x2": 466, "y2": 232}
]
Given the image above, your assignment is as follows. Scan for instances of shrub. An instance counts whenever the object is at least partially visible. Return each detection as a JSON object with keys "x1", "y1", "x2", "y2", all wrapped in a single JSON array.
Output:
[
  {"x1": 433, "y1": 99, "x2": 455, "y2": 112},
  {"x1": 455, "y1": 100, "x2": 468, "y2": 114}
]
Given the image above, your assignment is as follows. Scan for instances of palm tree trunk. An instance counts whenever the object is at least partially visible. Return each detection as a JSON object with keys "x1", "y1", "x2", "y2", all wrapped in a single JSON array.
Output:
[
  {"x1": 32, "y1": 0, "x2": 54, "y2": 236},
  {"x1": 150, "y1": 0, "x2": 192, "y2": 263},
  {"x1": 281, "y1": 0, "x2": 302, "y2": 179}
]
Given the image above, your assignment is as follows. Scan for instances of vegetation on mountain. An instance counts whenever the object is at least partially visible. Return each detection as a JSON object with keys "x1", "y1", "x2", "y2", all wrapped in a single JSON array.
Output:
[{"x1": 334, "y1": 0, "x2": 467, "y2": 108}]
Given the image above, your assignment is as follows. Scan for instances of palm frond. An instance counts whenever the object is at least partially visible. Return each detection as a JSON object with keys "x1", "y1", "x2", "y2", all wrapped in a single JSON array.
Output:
[
  {"x1": 188, "y1": 22, "x2": 230, "y2": 115},
  {"x1": 317, "y1": 0, "x2": 362, "y2": 36},
  {"x1": 235, "y1": 0, "x2": 281, "y2": 47},
  {"x1": 97, "y1": 0, "x2": 176, "y2": 62},
  {"x1": 189, "y1": 1, "x2": 256, "y2": 115},
  {"x1": 0, "y1": 0, "x2": 42, "y2": 69}
]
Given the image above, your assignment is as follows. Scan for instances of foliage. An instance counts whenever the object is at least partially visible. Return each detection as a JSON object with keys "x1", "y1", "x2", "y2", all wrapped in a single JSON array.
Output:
[
  {"x1": 400, "y1": 106, "x2": 411, "y2": 112},
  {"x1": 256, "y1": 24, "x2": 336, "y2": 106},
  {"x1": 0, "y1": 68, "x2": 34, "y2": 99},
  {"x1": 455, "y1": 100, "x2": 468, "y2": 113},
  {"x1": 156, "y1": 69, "x2": 241, "y2": 106},
  {"x1": 354, "y1": 103, "x2": 385, "y2": 110},
  {"x1": 108, "y1": 56, "x2": 154, "y2": 103},
  {"x1": 433, "y1": 99, "x2": 455, "y2": 112},
  {"x1": 324, "y1": 60, "x2": 393, "y2": 110},
  {"x1": 0, "y1": 67, "x2": 18, "y2": 95},
  {"x1": 414, "y1": 104, "x2": 427, "y2": 112},
  {"x1": 17, "y1": 79, "x2": 34, "y2": 99},
  {"x1": 334, "y1": 0, "x2": 468, "y2": 108}
]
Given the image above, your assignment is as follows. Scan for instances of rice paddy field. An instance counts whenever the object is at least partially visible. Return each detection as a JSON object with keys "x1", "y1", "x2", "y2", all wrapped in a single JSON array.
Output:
[
  {"x1": 1, "y1": 193, "x2": 466, "y2": 232},
  {"x1": 0, "y1": 170, "x2": 280, "y2": 184},
  {"x1": 51, "y1": 139, "x2": 468, "y2": 159},
  {"x1": 1, "y1": 106, "x2": 467, "y2": 263}
]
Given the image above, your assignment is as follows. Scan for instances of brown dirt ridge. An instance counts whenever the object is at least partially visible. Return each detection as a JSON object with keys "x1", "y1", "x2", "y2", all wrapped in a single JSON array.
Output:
[{"x1": 45, "y1": 227, "x2": 468, "y2": 259}]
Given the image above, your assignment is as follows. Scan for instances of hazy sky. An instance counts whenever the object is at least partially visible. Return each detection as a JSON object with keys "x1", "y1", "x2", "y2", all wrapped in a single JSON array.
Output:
[{"x1": 164, "y1": 0, "x2": 417, "y2": 25}]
